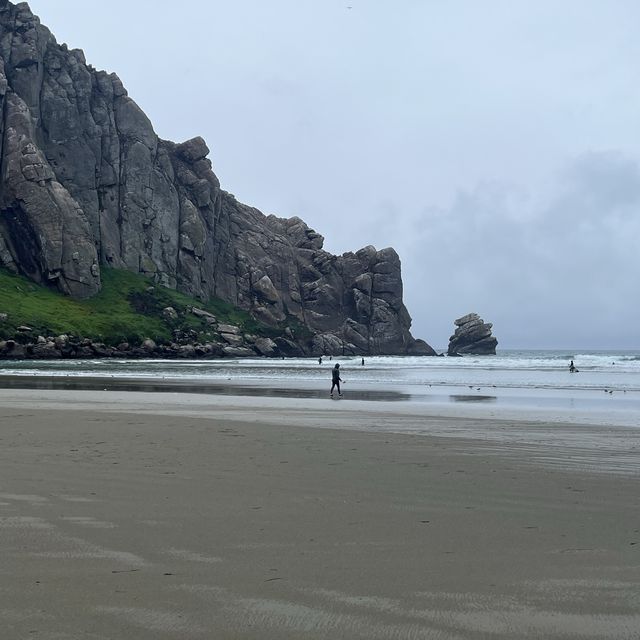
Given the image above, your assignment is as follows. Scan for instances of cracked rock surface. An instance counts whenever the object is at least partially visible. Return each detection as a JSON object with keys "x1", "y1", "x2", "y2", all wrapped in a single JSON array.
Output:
[{"x1": 0, "y1": 1, "x2": 432, "y2": 354}]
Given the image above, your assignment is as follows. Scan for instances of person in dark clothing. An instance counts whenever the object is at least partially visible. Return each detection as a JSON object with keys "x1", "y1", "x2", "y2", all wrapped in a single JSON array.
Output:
[
  {"x1": 318, "y1": 356, "x2": 323, "y2": 365},
  {"x1": 569, "y1": 360, "x2": 576, "y2": 373},
  {"x1": 330, "y1": 363, "x2": 343, "y2": 397}
]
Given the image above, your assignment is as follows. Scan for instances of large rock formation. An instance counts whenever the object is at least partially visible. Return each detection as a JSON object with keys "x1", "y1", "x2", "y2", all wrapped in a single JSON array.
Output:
[
  {"x1": 448, "y1": 313, "x2": 497, "y2": 355},
  {"x1": 0, "y1": 1, "x2": 433, "y2": 355}
]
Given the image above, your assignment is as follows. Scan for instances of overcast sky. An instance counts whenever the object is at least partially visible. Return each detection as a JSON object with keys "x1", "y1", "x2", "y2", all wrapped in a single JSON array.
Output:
[{"x1": 27, "y1": 1, "x2": 640, "y2": 349}]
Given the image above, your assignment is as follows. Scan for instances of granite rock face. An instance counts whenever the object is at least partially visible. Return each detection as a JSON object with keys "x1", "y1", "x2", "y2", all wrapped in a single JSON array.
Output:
[
  {"x1": 447, "y1": 313, "x2": 498, "y2": 355},
  {"x1": 0, "y1": 1, "x2": 432, "y2": 354}
]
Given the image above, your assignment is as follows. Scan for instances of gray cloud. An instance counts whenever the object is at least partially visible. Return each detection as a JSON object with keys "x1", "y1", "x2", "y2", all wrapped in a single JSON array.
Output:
[{"x1": 398, "y1": 152, "x2": 640, "y2": 349}]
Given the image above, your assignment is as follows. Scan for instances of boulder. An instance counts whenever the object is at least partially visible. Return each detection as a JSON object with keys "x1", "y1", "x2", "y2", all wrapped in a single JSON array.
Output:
[
  {"x1": 91, "y1": 343, "x2": 113, "y2": 357},
  {"x1": 448, "y1": 313, "x2": 498, "y2": 355},
  {"x1": 190, "y1": 307, "x2": 216, "y2": 323},
  {"x1": 220, "y1": 333, "x2": 243, "y2": 346},
  {"x1": 274, "y1": 337, "x2": 304, "y2": 357},
  {"x1": 54, "y1": 334, "x2": 69, "y2": 348},
  {"x1": 408, "y1": 339, "x2": 437, "y2": 356},
  {"x1": 253, "y1": 337, "x2": 277, "y2": 356},
  {"x1": 2, "y1": 340, "x2": 25, "y2": 358},
  {"x1": 141, "y1": 338, "x2": 157, "y2": 352},
  {"x1": 31, "y1": 341, "x2": 59, "y2": 358},
  {"x1": 311, "y1": 333, "x2": 344, "y2": 357},
  {"x1": 217, "y1": 323, "x2": 240, "y2": 335},
  {"x1": 162, "y1": 306, "x2": 178, "y2": 321},
  {"x1": 176, "y1": 137, "x2": 210, "y2": 163},
  {"x1": 177, "y1": 345, "x2": 196, "y2": 358},
  {"x1": 252, "y1": 274, "x2": 280, "y2": 303}
]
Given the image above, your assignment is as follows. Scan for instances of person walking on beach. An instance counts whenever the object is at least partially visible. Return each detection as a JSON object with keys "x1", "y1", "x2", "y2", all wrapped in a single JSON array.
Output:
[
  {"x1": 569, "y1": 360, "x2": 576, "y2": 373},
  {"x1": 330, "y1": 363, "x2": 343, "y2": 397}
]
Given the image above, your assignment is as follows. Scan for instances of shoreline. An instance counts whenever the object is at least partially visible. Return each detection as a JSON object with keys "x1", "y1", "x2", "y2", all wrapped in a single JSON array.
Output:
[
  {"x1": 1, "y1": 372, "x2": 639, "y2": 428},
  {"x1": 1, "y1": 391, "x2": 639, "y2": 638}
]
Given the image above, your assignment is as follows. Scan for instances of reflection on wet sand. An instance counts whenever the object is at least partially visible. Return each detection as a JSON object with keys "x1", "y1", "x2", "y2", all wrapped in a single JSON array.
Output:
[
  {"x1": 450, "y1": 394, "x2": 497, "y2": 403},
  {"x1": 0, "y1": 375, "x2": 412, "y2": 402},
  {"x1": 2, "y1": 375, "x2": 637, "y2": 414}
]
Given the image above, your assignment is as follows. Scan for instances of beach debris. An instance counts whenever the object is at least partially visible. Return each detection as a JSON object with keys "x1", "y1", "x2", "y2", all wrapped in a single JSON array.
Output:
[{"x1": 111, "y1": 569, "x2": 140, "y2": 574}]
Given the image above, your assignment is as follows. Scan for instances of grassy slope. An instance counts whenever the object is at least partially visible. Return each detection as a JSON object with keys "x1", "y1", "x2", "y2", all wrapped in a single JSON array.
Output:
[{"x1": 0, "y1": 268, "x2": 279, "y2": 346}]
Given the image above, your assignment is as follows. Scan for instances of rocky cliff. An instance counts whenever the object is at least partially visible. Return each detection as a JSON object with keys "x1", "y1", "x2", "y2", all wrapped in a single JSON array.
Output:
[
  {"x1": 0, "y1": 1, "x2": 433, "y2": 355},
  {"x1": 448, "y1": 313, "x2": 497, "y2": 355}
]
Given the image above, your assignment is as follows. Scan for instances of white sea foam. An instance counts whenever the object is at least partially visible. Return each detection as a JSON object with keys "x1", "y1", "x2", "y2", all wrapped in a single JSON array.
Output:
[{"x1": 1, "y1": 350, "x2": 639, "y2": 391}]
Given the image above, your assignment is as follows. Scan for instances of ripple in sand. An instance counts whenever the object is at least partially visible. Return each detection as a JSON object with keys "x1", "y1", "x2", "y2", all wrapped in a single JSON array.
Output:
[
  {"x1": 166, "y1": 548, "x2": 223, "y2": 564},
  {"x1": 94, "y1": 606, "x2": 204, "y2": 634},
  {"x1": 60, "y1": 516, "x2": 116, "y2": 529},
  {"x1": 56, "y1": 494, "x2": 97, "y2": 503},
  {"x1": 0, "y1": 493, "x2": 47, "y2": 503},
  {"x1": 0, "y1": 515, "x2": 53, "y2": 529}
]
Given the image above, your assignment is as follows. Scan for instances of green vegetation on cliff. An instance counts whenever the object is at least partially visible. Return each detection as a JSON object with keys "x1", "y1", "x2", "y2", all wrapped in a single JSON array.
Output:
[{"x1": 0, "y1": 268, "x2": 277, "y2": 345}]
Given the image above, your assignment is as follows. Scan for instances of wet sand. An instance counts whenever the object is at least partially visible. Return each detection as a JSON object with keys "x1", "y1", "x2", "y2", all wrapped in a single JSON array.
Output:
[
  {"x1": 1, "y1": 372, "x2": 638, "y2": 427},
  {"x1": 1, "y1": 389, "x2": 639, "y2": 639}
]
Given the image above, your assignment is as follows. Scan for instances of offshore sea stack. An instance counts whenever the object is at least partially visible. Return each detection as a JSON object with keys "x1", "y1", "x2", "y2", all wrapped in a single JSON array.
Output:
[
  {"x1": 0, "y1": 1, "x2": 433, "y2": 355},
  {"x1": 448, "y1": 313, "x2": 498, "y2": 356}
]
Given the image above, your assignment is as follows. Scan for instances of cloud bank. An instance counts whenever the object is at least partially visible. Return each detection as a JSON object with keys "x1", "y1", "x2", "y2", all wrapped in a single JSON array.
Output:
[{"x1": 377, "y1": 151, "x2": 640, "y2": 349}]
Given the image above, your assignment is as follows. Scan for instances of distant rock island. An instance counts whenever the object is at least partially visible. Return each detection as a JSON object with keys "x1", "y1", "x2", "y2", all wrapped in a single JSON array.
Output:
[
  {"x1": 0, "y1": 1, "x2": 434, "y2": 356},
  {"x1": 448, "y1": 313, "x2": 498, "y2": 355}
]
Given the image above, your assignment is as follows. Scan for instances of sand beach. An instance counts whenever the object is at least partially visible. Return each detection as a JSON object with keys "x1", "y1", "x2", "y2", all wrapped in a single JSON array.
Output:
[{"x1": 1, "y1": 384, "x2": 639, "y2": 639}]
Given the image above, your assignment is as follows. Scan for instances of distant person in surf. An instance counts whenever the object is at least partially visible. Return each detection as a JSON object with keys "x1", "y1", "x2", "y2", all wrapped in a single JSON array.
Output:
[
  {"x1": 330, "y1": 363, "x2": 343, "y2": 397},
  {"x1": 318, "y1": 356, "x2": 322, "y2": 365},
  {"x1": 569, "y1": 360, "x2": 576, "y2": 373},
  {"x1": 361, "y1": 357, "x2": 365, "y2": 366}
]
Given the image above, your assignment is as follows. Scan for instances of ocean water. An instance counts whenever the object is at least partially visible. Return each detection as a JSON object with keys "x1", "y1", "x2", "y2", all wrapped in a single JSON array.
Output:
[
  {"x1": 1, "y1": 349, "x2": 639, "y2": 391},
  {"x1": 1, "y1": 350, "x2": 639, "y2": 412}
]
